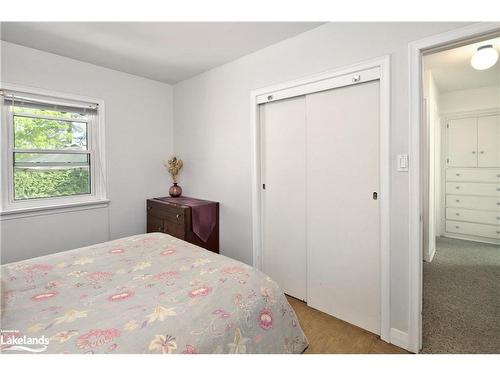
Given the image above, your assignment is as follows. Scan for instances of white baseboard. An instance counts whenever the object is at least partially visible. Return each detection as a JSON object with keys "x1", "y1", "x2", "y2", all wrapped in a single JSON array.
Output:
[
  {"x1": 390, "y1": 328, "x2": 411, "y2": 352},
  {"x1": 428, "y1": 246, "x2": 436, "y2": 262}
]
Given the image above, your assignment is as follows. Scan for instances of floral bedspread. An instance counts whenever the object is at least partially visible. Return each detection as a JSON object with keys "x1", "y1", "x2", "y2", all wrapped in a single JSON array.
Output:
[{"x1": 0, "y1": 233, "x2": 308, "y2": 354}]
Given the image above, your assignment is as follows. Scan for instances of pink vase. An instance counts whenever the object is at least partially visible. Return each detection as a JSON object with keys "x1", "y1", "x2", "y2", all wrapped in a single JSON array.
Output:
[{"x1": 169, "y1": 183, "x2": 182, "y2": 198}]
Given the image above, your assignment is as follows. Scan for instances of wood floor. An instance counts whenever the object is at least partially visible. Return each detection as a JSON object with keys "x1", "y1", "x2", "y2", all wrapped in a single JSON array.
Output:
[{"x1": 287, "y1": 296, "x2": 408, "y2": 354}]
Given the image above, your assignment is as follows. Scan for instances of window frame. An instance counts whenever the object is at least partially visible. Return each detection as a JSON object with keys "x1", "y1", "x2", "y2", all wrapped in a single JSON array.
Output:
[{"x1": 0, "y1": 85, "x2": 108, "y2": 219}]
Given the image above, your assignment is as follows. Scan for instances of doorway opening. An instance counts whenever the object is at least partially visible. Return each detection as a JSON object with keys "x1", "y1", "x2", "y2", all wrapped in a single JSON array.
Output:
[{"x1": 420, "y1": 34, "x2": 500, "y2": 353}]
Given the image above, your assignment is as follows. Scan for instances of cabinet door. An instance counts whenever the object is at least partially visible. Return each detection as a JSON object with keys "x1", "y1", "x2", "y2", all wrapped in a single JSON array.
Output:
[
  {"x1": 447, "y1": 117, "x2": 478, "y2": 167},
  {"x1": 478, "y1": 115, "x2": 500, "y2": 167}
]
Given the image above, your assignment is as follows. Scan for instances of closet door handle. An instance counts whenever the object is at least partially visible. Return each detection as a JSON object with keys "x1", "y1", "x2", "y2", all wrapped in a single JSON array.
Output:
[
  {"x1": 480, "y1": 151, "x2": 485, "y2": 154},
  {"x1": 472, "y1": 151, "x2": 477, "y2": 154}
]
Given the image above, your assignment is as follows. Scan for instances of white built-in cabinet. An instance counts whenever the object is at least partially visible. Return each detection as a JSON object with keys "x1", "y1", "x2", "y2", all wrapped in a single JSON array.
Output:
[
  {"x1": 444, "y1": 113, "x2": 500, "y2": 243},
  {"x1": 447, "y1": 115, "x2": 500, "y2": 168}
]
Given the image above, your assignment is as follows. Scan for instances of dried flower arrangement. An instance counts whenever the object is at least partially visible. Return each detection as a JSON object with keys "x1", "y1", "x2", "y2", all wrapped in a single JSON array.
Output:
[{"x1": 164, "y1": 156, "x2": 183, "y2": 183}]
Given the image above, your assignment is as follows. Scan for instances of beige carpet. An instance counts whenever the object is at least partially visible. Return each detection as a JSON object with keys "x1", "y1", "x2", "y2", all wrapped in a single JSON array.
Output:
[{"x1": 421, "y1": 237, "x2": 500, "y2": 353}]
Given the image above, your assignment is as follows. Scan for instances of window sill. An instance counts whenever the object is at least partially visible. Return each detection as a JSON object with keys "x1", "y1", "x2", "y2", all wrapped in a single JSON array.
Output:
[{"x1": 0, "y1": 199, "x2": 110, "y2": 221}]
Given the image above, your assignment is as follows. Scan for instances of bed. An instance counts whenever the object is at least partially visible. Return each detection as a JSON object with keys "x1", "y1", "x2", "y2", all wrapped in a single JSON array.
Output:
[{"x1": 0, "y1": 233, "x2": 308, "y2": 354}]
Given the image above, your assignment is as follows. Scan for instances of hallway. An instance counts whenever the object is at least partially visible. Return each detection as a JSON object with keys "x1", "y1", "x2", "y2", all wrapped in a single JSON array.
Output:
[{"x1": 422, "y1": 237, "x2": 500, "y2": 353}]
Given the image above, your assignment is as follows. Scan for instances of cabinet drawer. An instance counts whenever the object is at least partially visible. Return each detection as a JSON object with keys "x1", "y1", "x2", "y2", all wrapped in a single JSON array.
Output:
[
  {"x1": 446, "y1": 194, "x2": 500, "y2": 211},
  {"x1": 446, "y1": 220, "x2": 500, "y2": 239},
  {"x1": 446, "y1": 168, "x2": 500, "y2": 182},
  {"x1": 446, "y1": 207, "x2": 500, "y2": 225},
  {"x1": 445, "y1": 182, "x2": 500, "y2": 196}
]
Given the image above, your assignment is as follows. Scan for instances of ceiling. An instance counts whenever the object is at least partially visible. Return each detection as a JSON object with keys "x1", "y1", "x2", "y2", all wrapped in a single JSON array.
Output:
[
  {"x1": 0, "y1": 22, "x2": 324, "y2": 84},
  {"x1": 424, "y1": 36, "x2": 500, "y2": 93}
]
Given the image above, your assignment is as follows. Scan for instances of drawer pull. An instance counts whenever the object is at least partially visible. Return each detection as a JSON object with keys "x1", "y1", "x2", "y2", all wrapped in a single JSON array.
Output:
[
  {"x1": 147, "y1": 206, "x2": 152, "y2": 210},
  {"x1": 497, "y1": 174, "x2": 500, "y2": 178},
  {"x1": 455, "y1": 213, "x2": 460, "y2": 216},
  {"x1": 455, "y1": 225, "x2": 460, "y2": 229},
  {"x1": 176, "y1": 214, "x2": 181, "y2": 219},
  {"x1": 497, "y1": 231, "x2": 500, "y2": 234},
  {"x1": 497, "y1": 217, "x2": 500, "y2": 220},
  {"x1": 456, "y1": 173, "x2": 460, "y2": 176},
  {"x1": 455, "y1": 186, "x2": 460, "y2": 190},
  {"x1": 472, "y1": 151, "x2": 476, "y2": 154},
  {"x1": 497, "y1": 202, "x2": 500, "y2": 206},
  {"x1": 480, "y1": 151, "x2": 484, "y2": 154},
  {"x1": 456, "y1": 199, "x2": 460, "y2": 203},
  {"x1": 157, "y1": 226, "x2": 163, "y2": 232}
]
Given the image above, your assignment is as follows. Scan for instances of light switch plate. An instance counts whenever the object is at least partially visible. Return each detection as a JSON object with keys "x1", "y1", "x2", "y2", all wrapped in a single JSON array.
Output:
[{"x1": 397, "y1": 154, "x2": 409, "y2": 172}]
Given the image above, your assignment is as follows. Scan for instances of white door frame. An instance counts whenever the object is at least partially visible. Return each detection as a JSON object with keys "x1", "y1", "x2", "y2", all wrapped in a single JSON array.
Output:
[
  {"x1": 408, "y1": 22, "x2": 500, "y2": 353},
  {"x1": 250, "y1": 55, "x2": 391, "y2": 343}
]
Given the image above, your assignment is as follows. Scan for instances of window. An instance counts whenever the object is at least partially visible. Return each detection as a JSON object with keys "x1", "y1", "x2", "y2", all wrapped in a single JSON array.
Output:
[{"x1": 1, "y1": 88, "x2": 107, "y2": 216}]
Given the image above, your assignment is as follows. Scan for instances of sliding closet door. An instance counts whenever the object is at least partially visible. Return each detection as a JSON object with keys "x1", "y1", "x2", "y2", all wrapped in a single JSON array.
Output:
[
  {"x1": 306, "y1": 81, "x2": 381, "y2": 334},
  {"x1": 261, "y1": 96, "x2": 307, "y2": 301}
]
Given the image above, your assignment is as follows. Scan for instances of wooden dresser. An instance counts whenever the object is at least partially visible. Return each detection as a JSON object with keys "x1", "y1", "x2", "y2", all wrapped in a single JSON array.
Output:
[{"x1": 146, "y1": 197, "x2": 219, "y2": 253}]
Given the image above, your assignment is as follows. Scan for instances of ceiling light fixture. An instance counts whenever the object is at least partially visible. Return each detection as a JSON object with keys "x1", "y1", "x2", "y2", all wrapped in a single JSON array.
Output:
[{"x1": 470, "y1": 44, "x2": 499, "y2": 70}]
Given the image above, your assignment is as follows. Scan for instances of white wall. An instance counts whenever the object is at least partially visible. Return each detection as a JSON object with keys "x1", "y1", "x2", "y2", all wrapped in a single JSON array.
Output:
[
  {"x1": 440, "y1": 85, "x2": 500, "y2": 113},
  {"x1": 173, "y1": 22, "x2": 470, "y2": 338},
  {"x1": 0, "y1": 41, "x2": 174, "y2": 264}
]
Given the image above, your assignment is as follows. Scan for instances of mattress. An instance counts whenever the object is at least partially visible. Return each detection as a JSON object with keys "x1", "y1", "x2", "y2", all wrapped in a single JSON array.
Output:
[{"x1": 0, "y1": 233, "x2": 308, "y2": 354}]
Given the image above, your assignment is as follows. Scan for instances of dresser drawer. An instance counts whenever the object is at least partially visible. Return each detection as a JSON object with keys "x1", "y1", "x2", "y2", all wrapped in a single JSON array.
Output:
[
  {"x1": 446, "y1": 194, "x2": 500, "y2": 211},
  {"x1": 446, "y1": 220, "x2": 500, "y2": 239},
  {"x1": 162, "y1": 220, "x2": 186, "y2": 239},
  {"x1": 446, "y1": 207, "x2": 500, "y2": 225},
  {"x1": 445, "y1": 182, "x2": 500, "y2": 196},
  {"x1": 147, "y1": 199, "x2": 185, "y2": 224},
  {"x1": 446, "y1": 168, "x2": 500, "y2": 182},
  {"x1": 146, "y1": 213, "x2": 186, "y2": 238}
]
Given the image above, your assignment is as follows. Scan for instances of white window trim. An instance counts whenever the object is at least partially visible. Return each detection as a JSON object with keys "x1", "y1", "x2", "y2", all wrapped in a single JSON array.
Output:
[{"x1": 0, "y1": 83, "x2": 108, "y2": 220}]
